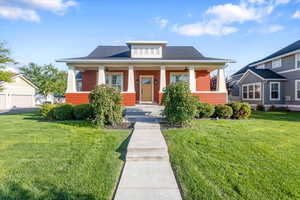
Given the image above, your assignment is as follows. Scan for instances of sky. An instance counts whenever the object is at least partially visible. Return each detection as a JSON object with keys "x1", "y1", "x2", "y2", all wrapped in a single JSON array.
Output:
[{"x1": 0, "y1": 0, "x2": 300, "y2": 76}]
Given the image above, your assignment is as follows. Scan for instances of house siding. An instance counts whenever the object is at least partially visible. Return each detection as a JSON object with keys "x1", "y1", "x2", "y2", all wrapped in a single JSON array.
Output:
[{"x1": 239, "y1": 72, "x2": 264, "y2": 105}]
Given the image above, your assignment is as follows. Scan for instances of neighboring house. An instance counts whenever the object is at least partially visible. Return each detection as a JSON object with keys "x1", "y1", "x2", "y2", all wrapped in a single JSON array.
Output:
[
  {"x1": 230, "y1": 39, "x2": 300, "y2": 111},
  {"x1": 57, "y1": 41, "x2": 234, "y2": 106},
  {"x1": 0, "y1": 74, "x2": 37, "y2": 109},
  {"x1": 35, "y1": 94, "x2": 65, "y2": 105}
]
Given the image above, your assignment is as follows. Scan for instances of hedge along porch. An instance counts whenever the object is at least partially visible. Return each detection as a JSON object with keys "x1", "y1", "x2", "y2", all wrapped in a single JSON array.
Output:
[{"x1": 57, "y1": 41, "x2": 234, "y2": 106}]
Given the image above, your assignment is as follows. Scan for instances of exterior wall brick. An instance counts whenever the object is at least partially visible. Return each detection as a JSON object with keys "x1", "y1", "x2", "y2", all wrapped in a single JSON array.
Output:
[
  {"x1": 192, "y1": 92, "x2": 227, "y2": 105},
  {"x1": 65, "y1": 93, "x2": 89, "y2": 104},
  {"x1": 196, "y1": 70, "x2": 211, "y2": 91},
  {"x1": 65, "y1": 92, "x2": 136, "y2": 106}
]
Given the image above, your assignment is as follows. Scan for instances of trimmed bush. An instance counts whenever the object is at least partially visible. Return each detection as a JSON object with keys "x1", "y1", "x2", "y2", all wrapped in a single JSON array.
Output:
[
  {"x1": 162, "y1": 82, "x2": 198, "y2": 126},
  {"x1": 228, "y1": 102, "x2": 251, "y2": 119},
  {"x1": 73, "y1": 104, "x2": 94, "y2": 120},
  {"x1": 89, "y1": 85, "x2": 122, "y2": 126},
  {"x1": 196, "y1": 102, "x2": 215, "y2": 118},
  {"x1": 256, "y1": 104, "x2": 265, "y2": 111},
  {"x1": 53, "y1": 103, "x2": 74, "y2": 120},
  {"x1": 40, "y1": 104, "x2": 56, "y2": 120},
  {"x1": 214, "y1": 105, "x2": 233, "y2": 119}
]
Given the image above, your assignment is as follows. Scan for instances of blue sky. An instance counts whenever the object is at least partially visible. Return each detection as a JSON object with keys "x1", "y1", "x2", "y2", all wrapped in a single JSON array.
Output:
[{"x1": 1, "y1": 0, "x2": 300, "y2": 76}]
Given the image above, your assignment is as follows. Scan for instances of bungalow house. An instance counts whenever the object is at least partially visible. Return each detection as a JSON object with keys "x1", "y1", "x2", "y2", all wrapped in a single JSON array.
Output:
[
  {"x1": 230, "y1": 39, "x2": 300, "y2": 111},
  {"x1": 57, "y1": 41, "x2": 234, "y2": 106}
]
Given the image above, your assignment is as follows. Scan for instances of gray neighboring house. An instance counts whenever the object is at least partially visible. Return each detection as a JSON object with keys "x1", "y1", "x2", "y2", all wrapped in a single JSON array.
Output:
[{"x1": 230, "y1": 39, "x2": 300, "y2": 111}]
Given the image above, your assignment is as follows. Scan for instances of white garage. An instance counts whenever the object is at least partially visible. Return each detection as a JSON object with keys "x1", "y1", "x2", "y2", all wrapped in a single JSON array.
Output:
[{"x1": 0, "y1": 74, "x2": 37, "y2": 110}]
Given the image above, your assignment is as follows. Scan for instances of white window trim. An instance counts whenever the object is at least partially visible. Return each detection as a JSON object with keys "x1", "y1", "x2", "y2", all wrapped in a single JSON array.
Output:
[
  {"x1": 242, "y1": 82, "x2": 261, "y2": 100},
  {"x1": 270, "y1": 82, "x2": 280, "y2": 101},
  {"x1": 105, "y1": 72, "x2": 124, "y2": 91},
  {"x1": 296, "y1": 53, "x2": 300, "y2": 69},
  {"x1": 295, "y1": 80, "x2": 300, "y2": 101},
  {"x1": 170, "y1": 72, "x2": 189, "y2": 83},
  {"x1": 272, "y1": 59, "x2": 282, "y2": 69}
]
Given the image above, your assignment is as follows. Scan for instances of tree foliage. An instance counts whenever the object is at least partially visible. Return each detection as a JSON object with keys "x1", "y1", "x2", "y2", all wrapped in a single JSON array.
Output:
[
  {"x1": 20, "y1": 63, "x2": 67, "y2": 97},
  {"x1": 0, "y1": 41, "x2": 16, "y2": 91}
]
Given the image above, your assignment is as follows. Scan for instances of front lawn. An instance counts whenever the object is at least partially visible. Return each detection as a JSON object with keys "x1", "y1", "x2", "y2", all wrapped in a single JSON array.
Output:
[
  {"x1": 0, "y1": 111, "x2": 130, "y2": 200},
  {"x1": 164, "y1": 111, "x2": 300, "y2": 200}
]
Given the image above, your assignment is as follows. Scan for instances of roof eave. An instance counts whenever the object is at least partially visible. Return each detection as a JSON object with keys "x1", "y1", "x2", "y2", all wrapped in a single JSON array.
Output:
[{"x1": 56, "y1": 58, "x2": 236, "y2": 64}]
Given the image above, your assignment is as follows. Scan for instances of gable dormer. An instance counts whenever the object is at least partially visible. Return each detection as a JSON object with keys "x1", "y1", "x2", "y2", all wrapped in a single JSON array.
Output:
[{"x1": 126, "y1": 41, "x2": 167, "y2": 58}]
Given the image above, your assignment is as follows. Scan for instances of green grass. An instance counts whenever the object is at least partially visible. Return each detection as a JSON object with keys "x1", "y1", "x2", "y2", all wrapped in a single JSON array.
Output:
[
  {"x1": 164, "y1": 111, "x2": 300, "y2": 200},
  {"x1": 0, "y1": 111, "x2": 130, "y2": 200}
]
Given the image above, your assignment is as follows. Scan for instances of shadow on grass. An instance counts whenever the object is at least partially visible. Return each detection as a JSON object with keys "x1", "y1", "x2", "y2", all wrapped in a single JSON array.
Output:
[
  {"x1": 0, "y1": 181, "x2": 96, "y2": 200},
  {"x1": 251, "y1": 110, "x2": 300, "y2": 122},
  {"x1": 116, "y1": 132, "x2": 132, "y2": 161}
]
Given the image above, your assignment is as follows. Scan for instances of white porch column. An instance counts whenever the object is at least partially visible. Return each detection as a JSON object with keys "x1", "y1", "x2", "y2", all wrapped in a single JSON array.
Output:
[
  {"x1": 66, "y1": 65, "x2": 76, "y2": 93},
  {"x1": 159, "y1": 65, "x2": 166, "y2": 92},
  {"x1": 97, "y1": 66, "x2": 106, "y2": 85},
  {"x1": 127, "y1": 65, "x2": 135, "y2": 92},
  {"x1": 217, "y1": 66, "x2": 227, "y2": 92},
  {"x1": 188, "y1": 66, "x2": 196, "y2": 92}
]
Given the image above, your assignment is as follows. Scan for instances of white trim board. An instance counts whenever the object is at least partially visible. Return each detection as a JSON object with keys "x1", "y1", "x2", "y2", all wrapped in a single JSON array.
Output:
[{"x1": 270, "y1": 82, "x2": 280, "y2": 101}]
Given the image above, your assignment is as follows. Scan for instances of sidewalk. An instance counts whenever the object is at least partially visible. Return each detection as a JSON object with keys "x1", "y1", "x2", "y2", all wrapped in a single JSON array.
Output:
[{"x1": 113, "y1": 106, "x2": 182, "y2": 200}]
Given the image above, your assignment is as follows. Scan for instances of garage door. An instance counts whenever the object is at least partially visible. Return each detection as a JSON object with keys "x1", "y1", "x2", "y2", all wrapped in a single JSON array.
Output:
[
  {"x1": 0, "y1": 94, "x2": 6, "y2": 109},
  {"x1": 11, "y1": 95, "x2": 33, "y2": 108}
]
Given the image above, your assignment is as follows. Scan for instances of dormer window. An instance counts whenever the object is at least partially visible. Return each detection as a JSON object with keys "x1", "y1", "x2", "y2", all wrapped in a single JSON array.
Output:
[
  {"x1": 272, "y1": 59, "x2": 281, "y2": 69},
  {"x1": 126, "y1": 41, "x2": 167, "y2": 58},
  {"x1": 256, "y1": 64, "x2": 265, "y2": 69}
]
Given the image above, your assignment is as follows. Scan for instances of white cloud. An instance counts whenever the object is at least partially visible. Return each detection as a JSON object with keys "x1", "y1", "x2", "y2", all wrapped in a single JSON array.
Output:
[
  {"x1": 0, "y1": 5, "x2": 40, "y2": 22},
  {"x1": 206, "y1": 3, "x2": 264, "y2": 24},
  {"x1": 154, "y1": 17, "x2": 168, "y2": 29},
  {"x1": 292, "y1": 10, "x2": 300, "y2": 19},
  {"x1": 247, "y1": 0, "x2": 266, "y2": 4},
  {"x1": 275, "y1": 0, "x2": 290, "y2": 5},
  {"x1": 19, "y1": 0, "x2": 77, "y2": 12},
  {"x1": 173, "y1": 21, "x2": 238, "y2": 36},
  {"x1": 265, "y1": 24, "x2": 284, "y2": 32}
]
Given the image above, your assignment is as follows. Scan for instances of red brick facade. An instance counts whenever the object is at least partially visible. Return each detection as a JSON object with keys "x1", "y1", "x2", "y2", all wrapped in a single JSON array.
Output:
[{"x1": 66, "y1": 69, "x2": 227, "y2": 106}]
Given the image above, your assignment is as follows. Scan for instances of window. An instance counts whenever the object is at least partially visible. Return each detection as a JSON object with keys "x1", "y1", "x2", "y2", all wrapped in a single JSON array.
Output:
[
  {"x1": 272, "y1": 59, "x2": 281, "y2": 69},
  {"x1": 296, "y1": 53, "x2": 300, "y2": 68},
  {"x1": 296, "y1": 80, "x2": 300, "y2": 100},
  {"x1": 242, "y1": 83, "x2": 261, "y2": 100},
  {"x1": 270, "y1": 82, "x2": 280, "y2": 100},
  {"x1": 106, "y1": 72, "x2": 123, "y2": 91},
  {"x1": 170, "y1": 72, "x2": 189, "y2": 83},
  {"x1": 256, "y1": 64, "x2": 265, "y2": 69},
  {"x1": 242, "y1": 85, "x2": 247, "y2": 99}
]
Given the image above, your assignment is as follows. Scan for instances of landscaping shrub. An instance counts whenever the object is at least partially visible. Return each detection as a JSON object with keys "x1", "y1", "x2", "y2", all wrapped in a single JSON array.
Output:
[
  {"x1": 53, "y1": 103, "x2": 74, "y2": 120},
  {"x1": 256, "y1": 104, "x2": 265, "y2": 111},
  {"x1": 40, "y1": 104, "x2": 56, "y2": 120},
  {"x1": 228, "y1": 102, "x2": 251, "y2": 119},
  {"x1": 214, "y1": 105, "x2": 233, "y2": 119},
  {"x1": 162, "y1": 82, "x2": 198, "y2": 126},
  {"x1": 89, "y1": 84, "x2": 122, "y2": 126},
  {"x1": 73, "y1": 104, "x2": 95, "y2": 120},
  {"x1": 196, "y1": 102, "x2": 215, "y2": 118},
  {"x1": 268, "y1": 104, "x2": 277, "y2": 111}
]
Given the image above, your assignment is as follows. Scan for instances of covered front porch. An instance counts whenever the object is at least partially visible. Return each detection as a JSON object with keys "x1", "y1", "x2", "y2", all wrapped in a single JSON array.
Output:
[{"x1": 65, "y1": 63, "x2": 228, "y2": 106}]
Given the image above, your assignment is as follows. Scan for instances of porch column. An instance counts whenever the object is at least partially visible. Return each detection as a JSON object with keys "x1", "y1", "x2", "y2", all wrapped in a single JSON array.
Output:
[
  {"x1": 66, "y1": 65, "x2": 76, "y2": 93},
  {"x1": 97, "y1": 66, "x2": 106, "y2": 85},
  {"x1": 127, "y1": 65, "x2": 135, "y2": 92},
  {"x1": 189, "y1": 66, "x2": 196, "y2": 92},
  {"x1": 159, "y1": 65, "x2": 166, "y2": 92},
  {"x1": 217, "y1": 66, "x2": 227, "y2": 92}
]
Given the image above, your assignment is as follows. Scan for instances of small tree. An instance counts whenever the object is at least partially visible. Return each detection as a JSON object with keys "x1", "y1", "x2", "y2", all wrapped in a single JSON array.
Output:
[
  {"x1": 20, "y1": 63, "x2": 67, "y2": 99},
  {"x1": 89, "y1": 85, "x2": 122, "y2": 126},
  {"x1": 0, "y1": 41, "x2": 16, "y2": 91},
  {"x1": 162, "y1": 82, "x2": 198, "y2": 126}
]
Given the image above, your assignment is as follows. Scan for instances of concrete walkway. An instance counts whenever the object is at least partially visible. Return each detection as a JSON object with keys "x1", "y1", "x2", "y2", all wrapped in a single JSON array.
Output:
[{"x1": 114, "y1": 105, "x2": 182, "y2": 200}]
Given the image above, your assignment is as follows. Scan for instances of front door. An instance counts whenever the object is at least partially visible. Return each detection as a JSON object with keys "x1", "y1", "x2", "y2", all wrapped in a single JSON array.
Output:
[{"x1": 140, "y1": 76, "x2": 153, "y2": 103}]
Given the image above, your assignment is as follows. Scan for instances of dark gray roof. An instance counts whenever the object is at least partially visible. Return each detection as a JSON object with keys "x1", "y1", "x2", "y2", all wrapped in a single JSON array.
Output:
[
  {"x1": 65, "y1": 46, "x2": 227, "y2": 61},
  {"x1": 257, "y1": 40, "x2": 300, "y2": 63},
  {"x1": 249, "y1": 68, "x2": 286, "y2": 79},
  {"x1": 233, "y1": 39, "x2": 300, "y2": 76}
]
